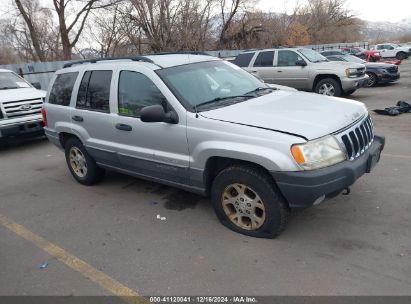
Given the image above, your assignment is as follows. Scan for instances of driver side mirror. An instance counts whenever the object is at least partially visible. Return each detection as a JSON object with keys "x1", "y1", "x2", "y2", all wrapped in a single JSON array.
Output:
[
  {"x1": 295, "y1": 59, "x2": 307, "y2": 67},
  {"x1": 140, "y1": 105, "x2": 178, "y2": 124}
]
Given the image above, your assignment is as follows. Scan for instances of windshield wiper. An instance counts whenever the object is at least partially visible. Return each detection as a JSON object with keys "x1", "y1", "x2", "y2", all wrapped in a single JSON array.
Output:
[
  {"x1": 244, "y1": 86, "x2": 274, "y2": 95},
  {"x1": 195, "y1": 95, "x2": 253, "y2": 109},
  {"x1": 0, "y1": 86, "x2": 19, "y2": 90}
]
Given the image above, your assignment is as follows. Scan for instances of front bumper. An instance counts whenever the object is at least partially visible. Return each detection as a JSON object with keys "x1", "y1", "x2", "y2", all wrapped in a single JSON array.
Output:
[
  {"x1": 341, "y1": 75, "x2": 369, "y2": 92},
  {"x1": 0, "y1": 119, "x2": 44, "y2": 138},
  {"x1": 271, "y1": 135, "x2": 385, "y2": 208},
  {"x1": 378, "y1": 72, "x2": 400, "y2": 83}
]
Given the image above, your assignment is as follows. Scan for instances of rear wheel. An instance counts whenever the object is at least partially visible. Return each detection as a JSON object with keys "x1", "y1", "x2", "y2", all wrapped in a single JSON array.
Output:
[
  {"x1": 366, "y1": 73, "x2": 378, "y2": 87},
  {"x1": 314, "y1": 78, "x2": 342, "y2": 97},
  {"x1": 211, "y1": 165, "x2": 289, "y2": 238},
  {"x1": 64, "y1": 137, "x2": 105, "y2": 185}
]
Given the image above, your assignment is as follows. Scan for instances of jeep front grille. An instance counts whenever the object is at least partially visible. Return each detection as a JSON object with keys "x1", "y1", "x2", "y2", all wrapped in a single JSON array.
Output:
[
  {"x1": 1, "y1": 98, "x2": 43, "y2": 119},
  {"x1": 336, "y1": 116, "x2": 374, "y2": 161}
]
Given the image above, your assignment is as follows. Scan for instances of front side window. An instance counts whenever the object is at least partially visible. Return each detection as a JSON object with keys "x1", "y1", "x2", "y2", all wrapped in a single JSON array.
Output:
[
  {"x1": 298, "y1": 48, "x2": 327, "y2": 63},
  {"x1": 49, "y1": 72, "x2": 78, "y2": 106},
  {"x1": 118, "y1": 71, "x2": 167, "y2": 117},
  {"x1": 253, "y1": 51, "x2": 274, "y2": 67},
  {"x1": 277, "y1": 51, "x2": 304, "y2": 66},
  {"x1": 157, "y1": 60, "x2": 269, "y2": 111},
  {"x1": 76, "y1": 70, "x2": 112, "y2": 112}
]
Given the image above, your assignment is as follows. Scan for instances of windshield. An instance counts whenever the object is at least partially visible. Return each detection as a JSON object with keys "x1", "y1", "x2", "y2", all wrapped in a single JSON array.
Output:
[
  {"x1": 0, "y1": 72, "x2": 32, "y2": 90},
  {"x1": 342, "y1": 55, "x2": 366, "y2": 63},
  {"x1": 298, "y1": 49, "x2": 328, "y2": 62},
  {"x1": 157, "y1": 60, "x2": 270, "y2": 111}
]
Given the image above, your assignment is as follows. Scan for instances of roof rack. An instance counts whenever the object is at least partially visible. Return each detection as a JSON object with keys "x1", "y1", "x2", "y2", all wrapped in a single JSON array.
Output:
[
  {"x1": 63, "y1": 56, "x2": 155, "y2": 68},
  {"x1": 146, "y1": 51, "x2": 211, "y2": 56}
]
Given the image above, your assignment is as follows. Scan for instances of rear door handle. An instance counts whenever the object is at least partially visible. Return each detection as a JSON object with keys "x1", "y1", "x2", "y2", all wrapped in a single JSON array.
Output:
[
  {"x1": 115, "y1": 123, "x2": 132, "y2": 131},
  {"x1": 277, "y1": 70, "x2": 283, "y2": 73},
  {"x1": 72, "y1": 115, "x2": 83, "y2": 122}
]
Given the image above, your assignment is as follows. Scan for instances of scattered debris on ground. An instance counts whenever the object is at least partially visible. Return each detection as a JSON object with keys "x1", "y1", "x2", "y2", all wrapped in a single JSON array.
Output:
[{"x1": 374, "y1": 101, "x2": 411, "y2": 116}]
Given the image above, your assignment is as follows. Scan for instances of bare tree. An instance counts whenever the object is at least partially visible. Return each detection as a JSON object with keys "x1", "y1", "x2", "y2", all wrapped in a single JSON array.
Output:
[
  {"x1": 52, "y1": 0, "x2": 119, "y2": 60},
  {"x1": 14, "y1": 0, "x2": 46, "y2": 61},
  {"x1": 297, "y1": 0, "x2": 360, "y2": 43},
  {"x1": 127, "y1": 0, "x2": 215, "y2": 53}
]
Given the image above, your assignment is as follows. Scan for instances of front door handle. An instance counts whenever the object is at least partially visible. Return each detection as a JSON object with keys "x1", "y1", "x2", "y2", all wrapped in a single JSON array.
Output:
[
  {"x1": 72, "y1": 115, "x2": 83, "y2": 122},
  {"x1": 277, "y1": 70, "x2": 283, "y2": 73},
  {"x1": 115, "y1": 123, "x2": 132, "y2": 131}
]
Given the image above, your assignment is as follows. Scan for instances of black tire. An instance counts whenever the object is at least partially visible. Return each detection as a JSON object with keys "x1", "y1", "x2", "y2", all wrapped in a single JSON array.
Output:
[
  {"x1": 211, "y1": 165, "x2": 289, "y2": 238},
  {"x1": 343, "y1": 89, "x2": 356, "y2": 96},
  {"x1": 396, "y1": 52, "x2": 406, "y2": 60},
  {"x1": 64, "y1": 137, "x2": 105, "y2": 185},
  {"x1": 366, "y1": 72, "x2": 378, "y2": 87},
  {"x1": 314, "y1": 78, "x2": 342, "y2": 97}
]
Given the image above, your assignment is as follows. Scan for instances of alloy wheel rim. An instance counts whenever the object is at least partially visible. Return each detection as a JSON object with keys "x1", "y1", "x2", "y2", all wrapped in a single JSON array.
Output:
[
  {"x1": 318, "y1": 83, "x2": 335, "y2": 96},
  {"x1": 368, "y1": 74, "x2": 376, "y2": 87},
  {"x1": 221, "y1": 183, "x2": 266, "y2": 230},
  {"x1": 69, "y1": 147, "x2": 87, "y2": 178}
]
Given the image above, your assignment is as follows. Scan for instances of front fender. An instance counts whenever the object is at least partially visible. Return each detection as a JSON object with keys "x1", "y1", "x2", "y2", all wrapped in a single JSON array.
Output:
[{"x1": 191, "y1": 141, "x2": 300, "y2": 172}]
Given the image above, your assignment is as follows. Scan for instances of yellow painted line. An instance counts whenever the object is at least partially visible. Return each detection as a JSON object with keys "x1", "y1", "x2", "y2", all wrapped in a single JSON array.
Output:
[
  {"x1": 382, "y1": 153, "x2": 411, "y2": 160},
  {"x1": 0, "y1": 213, "x2": 148, "y2": 304}
]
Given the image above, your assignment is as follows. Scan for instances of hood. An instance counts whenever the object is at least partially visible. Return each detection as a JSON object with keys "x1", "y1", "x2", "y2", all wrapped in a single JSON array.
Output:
[
  {"x1": 200, "y1": 90, "x2": 367, "y2": 140},
  {"x1": 0, "y1": 88, "x2": 46, "y2": 103},
  {"x1": 313, "y1": 61, "x2": 365, "y2": 70}
]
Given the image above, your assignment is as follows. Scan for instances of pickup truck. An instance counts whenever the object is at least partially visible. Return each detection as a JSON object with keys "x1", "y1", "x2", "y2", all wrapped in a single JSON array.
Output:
[
  {"x1": 234, "y1": 48, "x2": 369, "y2": 97},
  {"x1": 0, "y1": 69, "x2": 46, "y2": 141},
  {"x1": 373, "y1": 43, "x2": 411, "y2": 60}
]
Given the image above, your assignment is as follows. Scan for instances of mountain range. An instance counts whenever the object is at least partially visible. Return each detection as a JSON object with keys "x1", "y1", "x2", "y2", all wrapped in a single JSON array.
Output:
[{"x1": 363, "y1": 17, "x2": 411, "y2": 40}]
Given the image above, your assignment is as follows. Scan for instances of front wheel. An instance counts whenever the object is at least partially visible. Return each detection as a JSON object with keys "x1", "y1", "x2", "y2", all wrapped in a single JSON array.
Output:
[
  {"x1": 64, "y1": 137, "x2": 105, "y2": 185},
  {"x1": 211, "y1": 165, "x2": 289, "y2": 238},
  {"x1": 366, "y1": 73, "x2": 378, "y2": 87},
  {"x1": 314, "y1": 78, "x2": 342, "y2": 97}
]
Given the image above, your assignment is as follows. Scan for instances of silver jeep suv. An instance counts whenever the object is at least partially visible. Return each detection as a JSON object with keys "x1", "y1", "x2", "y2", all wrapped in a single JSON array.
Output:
[{"x1": 43, "y1": 54, "x2": 385, "y2": 238}]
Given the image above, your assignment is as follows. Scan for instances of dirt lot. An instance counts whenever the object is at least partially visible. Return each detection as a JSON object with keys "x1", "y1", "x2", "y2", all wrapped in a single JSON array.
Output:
[{"x1": 1, "y1": 60, "x2": 410, "y2": 298}]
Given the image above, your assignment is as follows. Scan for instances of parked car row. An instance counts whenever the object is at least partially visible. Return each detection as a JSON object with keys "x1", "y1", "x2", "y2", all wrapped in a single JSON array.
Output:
[{"x1": 231, "y1": 46, "x2": 402, "y2": 95}]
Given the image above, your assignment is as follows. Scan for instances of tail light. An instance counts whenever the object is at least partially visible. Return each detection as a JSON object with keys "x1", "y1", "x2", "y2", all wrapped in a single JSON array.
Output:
[{"x1": 41, "y1": 106, "x2": 48, "y2": 127}]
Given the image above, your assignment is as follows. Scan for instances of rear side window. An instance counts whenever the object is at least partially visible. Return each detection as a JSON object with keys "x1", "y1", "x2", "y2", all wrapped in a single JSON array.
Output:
[
  {"x1": 253, "y1": 51, "x2": 274, "y2": 67},
  {"x1": 49, "y1": 72, "x2": 78, "y2": 106},
  {"x1": 76, "y1": 70, "x2": 112, "y2": 112},
  {"x1": 118, "y1": 71, "x2": 167, "y2": 117},
  {"x1": 233, "y1": 53, "x2": 255, "y2": 67}
]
